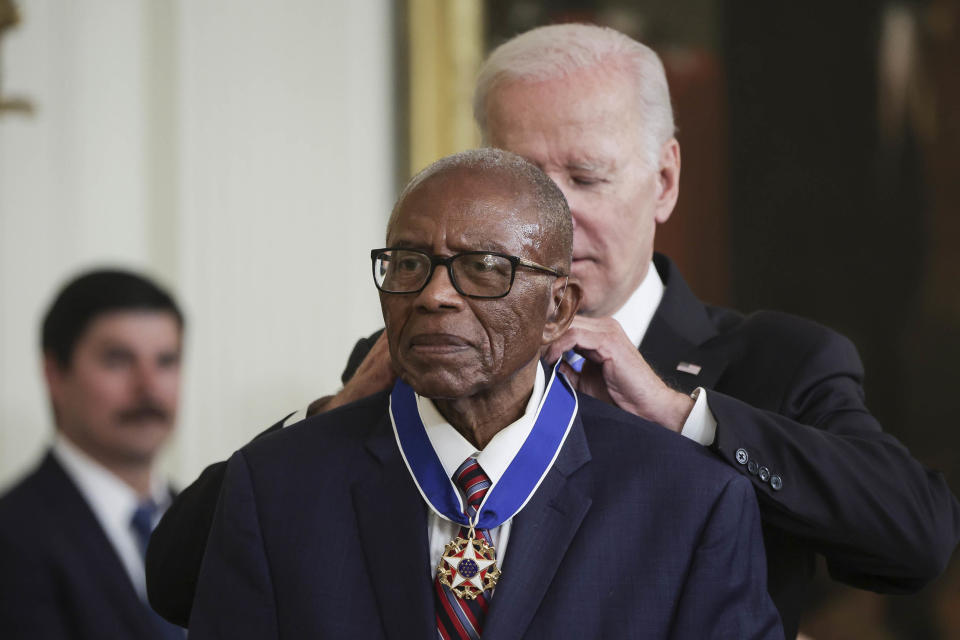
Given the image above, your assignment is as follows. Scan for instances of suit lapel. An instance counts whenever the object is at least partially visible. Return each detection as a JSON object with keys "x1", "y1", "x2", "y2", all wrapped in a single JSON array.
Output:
[
  {"x1": 482, "y1": 416, "x2": 593, "y2": 640},
  {"x1": 37, "y1": 453, "x2": 157, "y2": 638},
  {"x1": 641, "y1": 254, "x2": 728, "y2": 394},
  {"x1": 352, "y1": 418, "x2": 434, "y2": 640}
]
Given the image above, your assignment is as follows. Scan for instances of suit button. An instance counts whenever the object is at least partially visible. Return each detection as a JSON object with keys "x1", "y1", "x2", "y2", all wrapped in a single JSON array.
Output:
[
  {"x1": 747, "y1": 460, "x2": 759, "y2": 475},
  {"x1": 770, "y1": 475, "x2": 783, "y2": 491},
  {"x1": 758, "y1": 466, "x2": 770, "y2": 482},
  {"x1": 735, "y1": 448, "x2": 749, "y2": 465}
]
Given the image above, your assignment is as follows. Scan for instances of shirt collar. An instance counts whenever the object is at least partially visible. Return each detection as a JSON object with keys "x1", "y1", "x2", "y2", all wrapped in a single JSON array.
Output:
[
  {"x1": 52, "y1": 434, "x2": 169, "y2": 528},
  {"x1": 417, "y1": 362, "x2": 546, "y2": 487},
  {"x1": 611, "y1": 260, "x2": 665, "y2": 347}
]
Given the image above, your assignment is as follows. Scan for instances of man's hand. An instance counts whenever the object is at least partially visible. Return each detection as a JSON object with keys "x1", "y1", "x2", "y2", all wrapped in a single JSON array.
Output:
[
  {"x1": 543, "y1": 316, "x2": 694, "y2": 432},
  {"x1": 307, "y1": 333, "x2": 396, "y2": 415}
]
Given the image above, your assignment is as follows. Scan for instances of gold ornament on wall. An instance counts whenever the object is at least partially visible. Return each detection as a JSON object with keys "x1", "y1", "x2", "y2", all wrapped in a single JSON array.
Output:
[
  {"x1": 0, "y1": 0, "x2": 34, "y2": 117},
  {"x1": 406, "y1": 0, "x2": 483, "y2": 175}
]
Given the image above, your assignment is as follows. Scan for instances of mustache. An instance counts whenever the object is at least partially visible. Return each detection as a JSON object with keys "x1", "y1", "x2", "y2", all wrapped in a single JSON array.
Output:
[{"x1": 115, "y1": 402, "x2": 171, "y2": 425}]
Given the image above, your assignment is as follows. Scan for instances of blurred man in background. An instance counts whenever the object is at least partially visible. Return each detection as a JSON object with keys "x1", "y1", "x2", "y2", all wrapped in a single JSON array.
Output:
[{"x1": 0, "y1": 269, "x2": 185, "y2": 639}]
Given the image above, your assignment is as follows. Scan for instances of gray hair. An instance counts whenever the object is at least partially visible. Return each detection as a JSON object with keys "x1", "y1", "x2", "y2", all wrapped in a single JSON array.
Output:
[
  {"x1": 390, "y1": 148, "x2": 573, "y2": 268},
  {"x1": 474, "y1": 23, "x2": 675, "y2": 168}
]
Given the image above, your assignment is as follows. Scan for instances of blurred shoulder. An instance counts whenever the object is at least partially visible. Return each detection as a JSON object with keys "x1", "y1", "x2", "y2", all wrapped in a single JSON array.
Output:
[
  {"x1": 709, "y1": 304, "x2": 846, "y2": 345},
  {"x1": 0, "y1": 457, "x2": 62, "y2": 546},
  {"x1": 239, "y1": 390, "x2": 391, "y2": 470},
  {"x1": 706, "y1": 306, "x2": 860, "y2": 371}
]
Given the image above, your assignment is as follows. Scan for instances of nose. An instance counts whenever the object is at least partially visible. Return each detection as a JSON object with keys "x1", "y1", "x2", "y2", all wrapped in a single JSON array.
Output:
[
  {"x1": 132, "y1": 360, "x2": 160, "y2": 396},
  {"x1": 415, "y1": 262, "x2": 463, "y2": 311}
]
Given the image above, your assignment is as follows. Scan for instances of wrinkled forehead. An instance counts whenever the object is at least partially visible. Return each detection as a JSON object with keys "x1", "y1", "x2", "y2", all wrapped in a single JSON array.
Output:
[
  {"x1": 484, "y1": 68, "x2": 647, "y2": 147},
  {"x1": 387, "y1": 165, "x2": 542, "y2": 248}
]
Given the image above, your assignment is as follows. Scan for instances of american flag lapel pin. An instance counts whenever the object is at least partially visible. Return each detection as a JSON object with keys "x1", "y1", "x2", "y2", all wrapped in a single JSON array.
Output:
[{"x1": 676, "y1": 362, "x2": 702, "y2": 376}]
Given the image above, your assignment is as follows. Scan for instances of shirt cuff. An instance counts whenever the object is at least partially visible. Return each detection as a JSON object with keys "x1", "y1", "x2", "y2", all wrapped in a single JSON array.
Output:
[{"x1": 680, "y1": 387, "x2": 717, "y2": 446}]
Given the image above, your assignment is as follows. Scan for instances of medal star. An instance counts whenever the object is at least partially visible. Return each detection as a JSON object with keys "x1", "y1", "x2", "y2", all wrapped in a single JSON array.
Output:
[{"x1": 443, "y1": 538, "x2": 496, "y2": 591}]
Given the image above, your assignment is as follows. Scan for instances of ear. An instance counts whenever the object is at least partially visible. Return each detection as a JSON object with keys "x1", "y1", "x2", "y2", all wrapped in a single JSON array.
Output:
[
  {"x1": 43, "y1": 353, "x2": 68, "y2": 422},
  {"x1": 653, "y1": 138, "x2": 681, "y2": 224},
  {"x1": 44, "y1": 353, "x2": 64, "y2": 392},
  {"x1": 541, "y1": 277, "x2": 582, "y2": 345}
]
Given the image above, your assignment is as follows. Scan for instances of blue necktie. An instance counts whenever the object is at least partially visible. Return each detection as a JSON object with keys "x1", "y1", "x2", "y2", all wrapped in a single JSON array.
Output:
[
  {"x1": 131, "y1": 500, "x2": 186, "y2": 639},
  {"x1": 130, "y1": 501, "x2": 157, "y2": 559}
]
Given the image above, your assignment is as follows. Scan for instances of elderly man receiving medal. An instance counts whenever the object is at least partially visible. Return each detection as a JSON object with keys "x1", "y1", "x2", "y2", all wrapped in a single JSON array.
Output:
[{"x1": 188, "y1": 149, "x2": 783, "y2": 639}]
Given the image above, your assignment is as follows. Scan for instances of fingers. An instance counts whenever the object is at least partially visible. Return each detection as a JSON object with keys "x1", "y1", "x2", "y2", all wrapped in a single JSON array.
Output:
[
  {"x1": 315, "y1": 334, "x2": 397, "y2": 414},
  {"x1": 354, "y1": 333, "x2": 394, "y2": 376},
  {"x1": 370, "y1": 331, "x2": 390, "y2": 352},
  {"x1": 557, "y1": 361, "x2": 580, "y2": 389},
  {"x1": 543, "y1": 316, "x2": 635, "y2": 364},
  {"x1": 543, "y1": 332, "x2": 582, "y2": 364},
  {"x1": 546, "y1": 315, "x2": 676, "y2": 421},
  {"x1": 359, "y1": 333, "x2": 391, "y2": 366},
  {"x1": 333, "y1": 335, "x2": 397, "y2": 408}
]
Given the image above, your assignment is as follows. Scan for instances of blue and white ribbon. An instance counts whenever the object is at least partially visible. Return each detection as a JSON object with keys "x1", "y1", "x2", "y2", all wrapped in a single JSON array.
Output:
[{"x1": 390, "y1": 362, "x2": 579, "y2": 529}]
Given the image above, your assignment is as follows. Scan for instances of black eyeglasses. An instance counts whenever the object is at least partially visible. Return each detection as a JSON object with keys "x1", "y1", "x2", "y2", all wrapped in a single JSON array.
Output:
[{"x1": 370, "y1": 248, "x2": 566, "y2": 299}]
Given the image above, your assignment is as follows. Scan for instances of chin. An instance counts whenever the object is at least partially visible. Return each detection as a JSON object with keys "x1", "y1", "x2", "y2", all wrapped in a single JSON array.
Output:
[
  {"x1": 401, "y1": 371, "x2": 478, "y2": 400},
  {"x1": 407, "y1": 380, "x2": 468, "y2": 400},
  {"x1": 113, "y1": 428, "x2": 173, "y2": 463},
  {"x1": 109, "y1": 445, "x2": 163, "y2": 467},
  {"x1": 576, "y1": 294, "x2": 604, "y2": 317}
]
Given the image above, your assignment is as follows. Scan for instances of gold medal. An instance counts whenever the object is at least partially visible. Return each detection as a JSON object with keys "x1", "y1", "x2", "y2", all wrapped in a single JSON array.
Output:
[{"x1": 435, "y1": 524, "x2": 502, "y2": 600}]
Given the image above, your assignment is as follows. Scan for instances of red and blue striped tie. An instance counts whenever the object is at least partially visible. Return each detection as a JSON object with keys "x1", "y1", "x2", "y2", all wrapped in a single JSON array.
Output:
[{"x1": 435, "y1": 457, "x2": 493, "y2": 639}]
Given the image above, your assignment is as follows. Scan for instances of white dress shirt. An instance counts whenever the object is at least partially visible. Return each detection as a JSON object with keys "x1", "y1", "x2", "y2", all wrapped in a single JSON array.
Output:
[
  {"x1": 52, "y1": 435, "x2": 171, "y2": 600},
  {"x1": 609, "y1": 261, "x2": 718, "y2": 446}
]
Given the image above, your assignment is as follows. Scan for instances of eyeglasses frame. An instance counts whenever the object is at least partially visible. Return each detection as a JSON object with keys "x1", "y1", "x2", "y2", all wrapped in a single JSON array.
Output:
[{"x1": 370, "y1": 247, "x2": 567, "y2": 299}]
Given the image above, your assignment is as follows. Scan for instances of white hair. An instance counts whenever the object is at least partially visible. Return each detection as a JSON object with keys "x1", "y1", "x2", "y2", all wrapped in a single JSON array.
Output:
[{"x1": 474, "y1": 23, "x2": 676, "y2": 167}]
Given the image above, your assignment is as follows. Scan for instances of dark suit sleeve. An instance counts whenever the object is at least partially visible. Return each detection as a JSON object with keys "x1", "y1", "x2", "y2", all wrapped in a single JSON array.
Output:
[
  {"x1": 146, "y1": 459, "x2": 233, "y2": 625},
  {"x1": 668, "y1": 475, "x2": 783, "y2": 639},
  {"x1": 709, "y1": 329, "x2": 960, "y2": 591},
  {"x1": 146, "y1": 332, "x2": 380, "y2": 625},
  {"x1": 189, "y1": 450, "x2": 279, "y2": 639},
  {"x1": 147, "y1": 417, "x2": 289, "y2": 625}
]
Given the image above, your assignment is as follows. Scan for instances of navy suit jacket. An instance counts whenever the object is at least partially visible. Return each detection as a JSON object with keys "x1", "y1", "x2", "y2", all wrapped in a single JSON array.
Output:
[
  {"x1": 188, "y1": 391, "x2": 783, "y2": 639},
  {"x1": 639, "y1": 255, "x2": 960, "y2": 636},
  {"x1": 148, "y1": 254, "x2": 960, "y2": 638},
  {"x1": 0, "y1": 452, "x2": 181, "y2": 639}
]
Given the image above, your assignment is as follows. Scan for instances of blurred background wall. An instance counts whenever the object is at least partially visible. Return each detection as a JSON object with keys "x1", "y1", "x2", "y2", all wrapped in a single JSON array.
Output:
[
  {"x1": 0, "y1": 0, "x2": 395, "y2": 487},
  {"x1": 2, "y1": 0, "x2": 959, "y2": 637}
]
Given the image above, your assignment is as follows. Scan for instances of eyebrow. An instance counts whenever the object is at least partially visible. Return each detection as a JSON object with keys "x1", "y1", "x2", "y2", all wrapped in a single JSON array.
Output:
[
  {"x1": 566, "y1": 156, "x2": 617, "y2": 173},
  {"x1": 96, "y1": 340, "x2": 135, "y2": 354},
  {"x1": 456, "y1": 238, "x2": 511, "y2": 254},
  {"x1": 157, "y1": 351, "x2": 181, "y2": 365},
  {"x1": 98, "y1": 345, "x2": 135, "y2": 360}
]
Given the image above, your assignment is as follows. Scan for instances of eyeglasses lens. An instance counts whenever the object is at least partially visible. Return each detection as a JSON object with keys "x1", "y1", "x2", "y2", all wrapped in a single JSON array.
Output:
[{"x1": 373, "y1": 250, "x2": 513, "y2": 297}]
